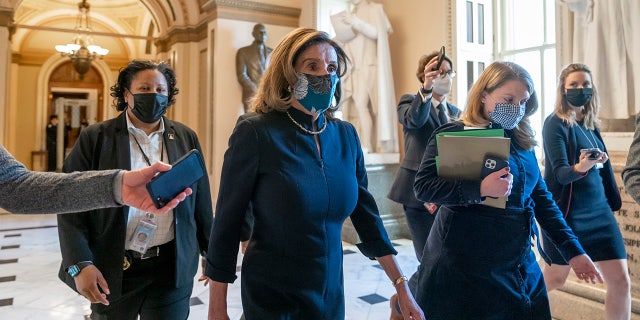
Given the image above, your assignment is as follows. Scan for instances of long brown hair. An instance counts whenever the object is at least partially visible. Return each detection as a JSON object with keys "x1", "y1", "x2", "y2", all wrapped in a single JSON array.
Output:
[
  {"x1": 553, "y1": 63, "x2": 600, "y2": 130},
  {"x1": 250, "y1": 28, "x2": 349, "y2": 119},
  {"x1": 460, "y1": 61, "x2": 538, "y2": 150}
]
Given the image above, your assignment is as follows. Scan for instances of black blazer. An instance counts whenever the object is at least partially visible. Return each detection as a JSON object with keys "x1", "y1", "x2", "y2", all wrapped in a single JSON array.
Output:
[
  {"x1": 388, "y1": 92, "x2": 460, "y2": 208},
  {"x1": 57, "y1": 112, "x2": 213, "y2": 300}
]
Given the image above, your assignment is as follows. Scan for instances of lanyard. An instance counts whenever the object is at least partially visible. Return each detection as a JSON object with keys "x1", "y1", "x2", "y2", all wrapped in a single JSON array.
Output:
[
  {"x1": 131, "y1": 133, "x2": 164, "y2": 166},
  {"x1": 577, "y1": 125, "x2": 598, "y2": 149}
]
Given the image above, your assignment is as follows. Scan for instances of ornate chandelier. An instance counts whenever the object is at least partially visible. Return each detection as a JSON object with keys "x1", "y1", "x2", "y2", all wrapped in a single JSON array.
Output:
[{"x1": 54, "y1": 0, "x2": 108, "y2": 79}]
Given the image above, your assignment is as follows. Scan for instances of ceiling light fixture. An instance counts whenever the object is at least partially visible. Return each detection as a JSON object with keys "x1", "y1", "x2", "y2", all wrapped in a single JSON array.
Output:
[{"x1": 54, "y1": 0, "x2": 108, "y2": 79}]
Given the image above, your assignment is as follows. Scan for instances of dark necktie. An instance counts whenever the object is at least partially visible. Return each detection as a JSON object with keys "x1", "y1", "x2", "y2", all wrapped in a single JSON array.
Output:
[{"x1": 436, "y1": 103, "x2": 448, "y2": 125}]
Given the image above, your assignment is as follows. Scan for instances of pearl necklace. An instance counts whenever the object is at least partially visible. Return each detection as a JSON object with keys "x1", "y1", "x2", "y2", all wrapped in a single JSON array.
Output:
[{"x1": 286, "y1": 111, "x2": 326, "y2": 135}]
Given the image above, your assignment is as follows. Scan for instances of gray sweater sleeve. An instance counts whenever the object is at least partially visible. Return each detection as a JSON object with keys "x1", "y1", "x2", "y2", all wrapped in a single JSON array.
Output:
[
  {"x1": 0, "y1": 145, "x2": 122, "y2": 214},
  {"x1": 623, "y1": 112, "x2": 640, "y2": 204}
]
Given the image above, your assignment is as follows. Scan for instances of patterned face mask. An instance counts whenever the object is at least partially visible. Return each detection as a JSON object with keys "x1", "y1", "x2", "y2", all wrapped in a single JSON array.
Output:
[
  {"x1": 292, "y1": 72, "x2": 338, "y2": 115},
  {"x1": 489, "y1": 102, "x2": 525, "y2": 129}
]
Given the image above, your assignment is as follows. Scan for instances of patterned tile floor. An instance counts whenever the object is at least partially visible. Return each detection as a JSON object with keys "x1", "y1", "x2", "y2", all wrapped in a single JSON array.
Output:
[{"x1": 0, "y1": 213, "x2": 419, "y2": 319}]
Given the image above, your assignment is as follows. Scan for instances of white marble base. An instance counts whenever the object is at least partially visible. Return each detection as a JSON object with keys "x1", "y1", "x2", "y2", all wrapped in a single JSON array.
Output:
[
  {"x1": 363, "y1": 152, "x2": 400, "y2": 165},
  {"x1": 602, "y1": 131, "x2": 634, "y2": 151}
]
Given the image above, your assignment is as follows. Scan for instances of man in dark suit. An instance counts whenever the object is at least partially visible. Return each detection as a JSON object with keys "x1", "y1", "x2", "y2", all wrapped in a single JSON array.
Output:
[
  {"x1": 57, "y1": 60, "x2": 213, "y2": 320},
  {"x1": 236, "y1": 23, "x2": 272, "y2": 112},
  {"x1": 388, "y1": 51, "x2": 460, "y2": 267},
  {"x1": 46, "y1": 114, "x2": 72, "y2": 171}
]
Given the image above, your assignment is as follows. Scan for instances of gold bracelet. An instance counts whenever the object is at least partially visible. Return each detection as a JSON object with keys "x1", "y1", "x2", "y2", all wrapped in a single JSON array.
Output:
[{"x1": 393, "y1": 275, "x2": 408, "y2": 287}]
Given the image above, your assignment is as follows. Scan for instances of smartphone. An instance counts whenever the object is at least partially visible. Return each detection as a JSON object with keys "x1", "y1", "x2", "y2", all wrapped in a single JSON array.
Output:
[
  {"x1": 434, "y1": 46, "x2": 446, "y2": 71},
  {"x1": 580, "y1": 148, "x2": 602, "y2": 160},
  {"x1": 481, "y1": 154, "x2": 509, "y2": 179},
  {"x1": 146, "y1": 149, "x2": 205, "y2": 208}
]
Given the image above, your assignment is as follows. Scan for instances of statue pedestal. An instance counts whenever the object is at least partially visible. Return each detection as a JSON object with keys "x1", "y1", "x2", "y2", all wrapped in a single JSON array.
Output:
[{"x1": 342, "y1": 153, "x2": 410, "y2": 244}]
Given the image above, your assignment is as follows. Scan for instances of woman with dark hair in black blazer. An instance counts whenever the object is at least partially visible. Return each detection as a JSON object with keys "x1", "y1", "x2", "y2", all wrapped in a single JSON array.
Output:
[{"x1": 57, "y1": 60, "x2": 213, "y2": 320}]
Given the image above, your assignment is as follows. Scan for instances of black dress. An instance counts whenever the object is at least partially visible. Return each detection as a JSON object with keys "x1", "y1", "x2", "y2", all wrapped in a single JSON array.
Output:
[{"x1": 541, "y1": 114, "x2": 625, "y2": 263}]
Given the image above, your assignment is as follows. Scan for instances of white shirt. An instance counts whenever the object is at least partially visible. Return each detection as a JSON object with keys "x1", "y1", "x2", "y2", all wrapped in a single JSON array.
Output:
[
  {"x1": 124, "y1": 113, "x2": 175, "y2": 247},
  {"x1": 432, "y1": 96, "x2": 449, "y2": 122}
]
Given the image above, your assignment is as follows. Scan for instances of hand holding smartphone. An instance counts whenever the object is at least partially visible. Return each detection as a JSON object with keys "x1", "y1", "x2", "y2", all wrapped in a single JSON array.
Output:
[
  {"x1": 481, "y1": 154, "x2": 509, "y2": 180},
  {"x1": 480, "y1": 154, "x2": 510, "y2": 200},
  {"x1": 580, "y1": 148, "x2": 602, "y2": 160},
  {"x1": 146, "y1": 149, "x2": 205, "y2": 209}
]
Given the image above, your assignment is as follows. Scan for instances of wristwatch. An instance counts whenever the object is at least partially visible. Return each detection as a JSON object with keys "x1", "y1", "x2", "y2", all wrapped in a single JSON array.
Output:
[
  {"x1": 420, "y1": 86, "x2": 433, "y2": 95},
  {"x1": 66, "y1": 261, "x2": 93, "y2": 277}
]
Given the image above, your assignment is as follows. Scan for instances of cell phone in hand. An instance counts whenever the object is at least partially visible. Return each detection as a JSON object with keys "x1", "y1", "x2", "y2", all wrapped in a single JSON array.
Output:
[
  {"x1": 481, "y1": 154, "x2": 509, "y2": 179},
  {"x1": 580, "y1": 148, "x2": 602, "y2": 160},
  {"x1": 146, "y1": 149, "x2": 205, "y2": 209},
  {"x1": 434, "y1": 46, "x2": 446, "y2": 71}
]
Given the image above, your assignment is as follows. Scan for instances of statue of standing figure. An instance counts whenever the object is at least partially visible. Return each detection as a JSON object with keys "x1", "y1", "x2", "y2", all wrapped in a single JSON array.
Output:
[
  {"x1": 332, "y1": 0, "x2": 398, "y2": 153},
  {"x1": 236, "y1": 24, "x2": 273, "y2": 112}
]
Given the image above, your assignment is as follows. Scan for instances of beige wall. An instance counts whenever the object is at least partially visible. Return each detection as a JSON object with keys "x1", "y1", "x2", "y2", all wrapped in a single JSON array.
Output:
[
  {"x1": 208, "y1": 19, "x2": 295, "y2": 198},
  {"x1": 11, "y1": 65, "x2": 40, "y2": 165},
  {"x1": 385, "y1": 0, "x2": 449, "y2": 102}
]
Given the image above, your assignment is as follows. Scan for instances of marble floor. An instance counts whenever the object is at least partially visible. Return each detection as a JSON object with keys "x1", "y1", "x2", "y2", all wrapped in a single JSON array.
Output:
[{"x1": 0, "y1": 213, "x2": 419, "y2": 319}]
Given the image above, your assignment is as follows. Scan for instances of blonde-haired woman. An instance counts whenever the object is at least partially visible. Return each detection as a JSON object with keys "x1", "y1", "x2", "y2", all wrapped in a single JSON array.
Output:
[
  {"x1": 412, "y1": 61, "x2": 602, "y2": 319},
  {"x1": 541, "y1": 63, "x2": 630, "y2": 319},
  {"x1": 205, "y1": 28, "x2": 423, "y2": 320}
]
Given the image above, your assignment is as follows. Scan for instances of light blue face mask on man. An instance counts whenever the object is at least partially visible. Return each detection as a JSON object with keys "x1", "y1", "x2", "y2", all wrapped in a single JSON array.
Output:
[{"x1": 292, "y1": 72, "x2": 338, "y2": 114}]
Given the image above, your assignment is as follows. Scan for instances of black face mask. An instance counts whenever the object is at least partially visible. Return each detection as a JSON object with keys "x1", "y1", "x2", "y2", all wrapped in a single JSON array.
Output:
[
  {"x1": 130, "y1": 93, "x2": 169, "y2": 123},
  {"x1": 564, "y1": 88, "x2": 593, "y2": 107}
]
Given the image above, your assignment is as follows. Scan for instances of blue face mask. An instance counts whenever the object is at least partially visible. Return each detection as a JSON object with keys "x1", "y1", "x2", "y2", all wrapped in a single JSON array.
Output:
[
  {"x1": 489, "y1": 102, "x2": 525, "y2": 129},
  {"x1": 292, "y1": 72, "x2": 338, "y2": 114}
]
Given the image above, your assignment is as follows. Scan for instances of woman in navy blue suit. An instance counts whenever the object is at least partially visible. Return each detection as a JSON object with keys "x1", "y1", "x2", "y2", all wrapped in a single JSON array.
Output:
[
  {"x1": 412, "y1": 61, "x2": 602, "y2": 319},
  {"x1": 205, "y1": 28, "x2": 423, "y2": 320}
]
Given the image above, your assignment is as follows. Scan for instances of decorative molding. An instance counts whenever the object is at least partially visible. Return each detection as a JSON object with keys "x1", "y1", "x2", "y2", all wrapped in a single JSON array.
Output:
[
  {"x1": 154, "y1": 22, "x2": 208, "y2": 53},
  {"x1": 13, "y1": 51, "x2": 129, "y2": 68},
  {"x1": 177, "y1": 0, "x2": 190, "y2": 25},
  {"x1": 200, "y1": 0, "x2": 300, "y2": 27},
  {"x1": 310, "y1": 0, "x2": 316, "y2": 29},
  {"x1": 0, "y1": 7, "x2": 12, "y2": 27},
  {"x1": 446, "y1": 0, "x2": 455, "y2": 105}
]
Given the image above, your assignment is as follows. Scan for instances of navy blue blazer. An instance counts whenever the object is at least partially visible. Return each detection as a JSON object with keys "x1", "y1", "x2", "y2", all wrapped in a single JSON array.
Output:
[
  {"x1": 205, "y1": 108, "x2": 396, "y2": 319},
  {"x1": 388, "y1": 92, "x2": 460, "y2": 208},
  {"x1": 57, "y1": 112, "x2": 213, "y2": 300}
]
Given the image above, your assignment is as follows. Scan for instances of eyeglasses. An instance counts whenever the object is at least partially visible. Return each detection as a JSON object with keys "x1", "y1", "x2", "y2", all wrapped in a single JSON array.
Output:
[{"x1": 437, "y1": 70, "x2": 456, "y2": 79}]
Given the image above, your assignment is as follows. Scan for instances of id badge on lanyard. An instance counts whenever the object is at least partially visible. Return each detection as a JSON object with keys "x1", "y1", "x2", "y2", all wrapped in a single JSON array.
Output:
[{"x1": 127, "y1": 213, "x2": 158, "y2": 254}]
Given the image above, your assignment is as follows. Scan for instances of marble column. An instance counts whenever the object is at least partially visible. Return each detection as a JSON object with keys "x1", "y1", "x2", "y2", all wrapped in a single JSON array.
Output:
[{"x1": 0, "y1": 6, "x2": 13, "y2": 144}]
